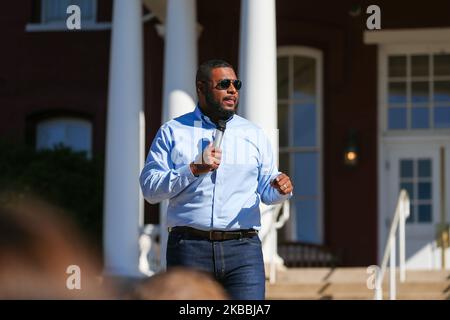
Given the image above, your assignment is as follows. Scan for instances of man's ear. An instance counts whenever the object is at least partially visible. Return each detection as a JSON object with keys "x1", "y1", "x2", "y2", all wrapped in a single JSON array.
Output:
[{"x1": 196, "y1": 81, "x2": 205, "y2": 94}]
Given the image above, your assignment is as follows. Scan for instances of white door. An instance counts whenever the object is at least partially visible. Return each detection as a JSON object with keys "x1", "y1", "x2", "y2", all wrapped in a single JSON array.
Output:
[{"x1": 385, "y1": 142, "x2": 450, "y2": 269}]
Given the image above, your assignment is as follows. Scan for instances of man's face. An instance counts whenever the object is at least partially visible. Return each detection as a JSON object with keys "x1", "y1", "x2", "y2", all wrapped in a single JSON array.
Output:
[{"x1": 199, "y1": 67, "x2": 239, "y2": 120}]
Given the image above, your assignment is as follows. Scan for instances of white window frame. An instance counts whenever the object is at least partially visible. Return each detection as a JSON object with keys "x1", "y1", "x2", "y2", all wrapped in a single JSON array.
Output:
[
  {"x1": 26, "y1": 0, "x2": 111, "y2": 32},
  {"x1": 365, "y1": 28, "x2": 450, "y2": 46},
  {"x1": 277, "y1": 46, "x2": 324, "y2": 244},
  {"x1": 380, "y1": 44, "x2": 450, "y2": 136},
  {"x1": 375, "y1": 30, "x2": 450, "y2": 264}
]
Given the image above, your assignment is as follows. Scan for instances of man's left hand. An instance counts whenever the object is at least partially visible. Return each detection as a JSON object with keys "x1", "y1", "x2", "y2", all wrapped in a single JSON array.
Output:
[{"x1": 271, "y1": 173, "x2": 293, "y2": 195}]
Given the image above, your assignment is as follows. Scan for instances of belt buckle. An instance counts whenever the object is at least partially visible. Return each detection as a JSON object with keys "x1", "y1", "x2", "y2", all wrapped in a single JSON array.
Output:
[{"x1": 209, "y1": 230, "x2": 214, "y2": 241}]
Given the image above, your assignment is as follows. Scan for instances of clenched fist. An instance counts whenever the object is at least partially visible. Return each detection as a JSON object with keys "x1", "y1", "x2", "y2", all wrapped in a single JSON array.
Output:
[
  {"x1": 190, "y1": 142, "x2": 222, "y2": 176},
  {"x1": 271, "y1": 172, "x2": 293, "y2": 195}
]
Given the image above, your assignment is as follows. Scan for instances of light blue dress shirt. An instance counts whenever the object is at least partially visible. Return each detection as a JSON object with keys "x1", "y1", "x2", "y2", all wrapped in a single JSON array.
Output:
[{"x1": 140, "y1": 106, "x2": 292, "y2": 231}]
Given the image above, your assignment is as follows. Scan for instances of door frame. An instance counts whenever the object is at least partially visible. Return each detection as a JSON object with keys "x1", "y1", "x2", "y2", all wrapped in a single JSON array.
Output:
[{"x1": 377, "y1": 42, "x2": 450, "y2": 266}]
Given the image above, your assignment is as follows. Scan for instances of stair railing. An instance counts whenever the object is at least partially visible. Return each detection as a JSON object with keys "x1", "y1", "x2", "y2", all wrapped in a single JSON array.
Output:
[
  {"x1": 264, "y1": 200, "x2": 290, "y2": 284},
  {"x1": 374, "y1": 189, "x2": 410, "y2": 300}
]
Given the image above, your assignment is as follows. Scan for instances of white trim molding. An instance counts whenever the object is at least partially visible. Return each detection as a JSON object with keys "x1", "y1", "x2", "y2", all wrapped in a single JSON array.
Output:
[
  {"x1": 25, "y1": 22, "x2": 111, "y2": 32},
  {"x1": 376, "y1": 39, "x2": 450, "y2": 265},
  {"x1": 365, "y1": 28, "x2": 450, "y2": 45},
  {"x1": 25, "y1": 13, "x2": 156, "y2": 32}
]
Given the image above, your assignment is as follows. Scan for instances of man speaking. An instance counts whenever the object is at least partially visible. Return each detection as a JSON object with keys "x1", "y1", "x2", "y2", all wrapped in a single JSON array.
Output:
[{"x1": 140, "y1": 59, "x2": 293, "y2": 300}]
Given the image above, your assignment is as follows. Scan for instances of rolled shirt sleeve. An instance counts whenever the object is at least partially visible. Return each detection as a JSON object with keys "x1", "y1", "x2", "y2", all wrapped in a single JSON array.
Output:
[{"x1": 257, "y1": 132, "x2": 293, "y2": 205}]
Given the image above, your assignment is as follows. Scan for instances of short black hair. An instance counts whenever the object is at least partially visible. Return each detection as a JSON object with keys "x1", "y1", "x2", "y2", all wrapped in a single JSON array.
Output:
[{"x1": 196, "y1": 59, "x2": 234, "y2": 84}]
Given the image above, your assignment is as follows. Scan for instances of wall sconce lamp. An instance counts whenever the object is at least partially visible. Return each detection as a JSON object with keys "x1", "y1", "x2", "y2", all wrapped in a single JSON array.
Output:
[{"x1": 344, "y1": 129, "x2": 359, "y2": 167}]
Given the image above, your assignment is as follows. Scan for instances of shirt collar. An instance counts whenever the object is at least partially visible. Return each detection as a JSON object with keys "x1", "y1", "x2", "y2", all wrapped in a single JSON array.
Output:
[{"x1": 194, "y1": 104, "x2": 235, "y2": 128}]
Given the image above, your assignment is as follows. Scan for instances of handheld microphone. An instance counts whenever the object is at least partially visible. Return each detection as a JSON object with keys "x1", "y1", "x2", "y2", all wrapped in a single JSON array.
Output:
[{"x1": 213, "y1": 119, "x2": 227, "y2": 149}]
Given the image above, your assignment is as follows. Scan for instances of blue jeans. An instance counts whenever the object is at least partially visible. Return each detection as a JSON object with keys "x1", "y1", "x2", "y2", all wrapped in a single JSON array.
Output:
[{"x1": 166, "y1": 231, "x2": 266, "y2": 300}]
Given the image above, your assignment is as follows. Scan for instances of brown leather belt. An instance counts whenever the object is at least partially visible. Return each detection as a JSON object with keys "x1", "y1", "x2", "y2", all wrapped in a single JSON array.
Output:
[{"x1": 169, "y1": 226, "x2": 258, "y2": 241}]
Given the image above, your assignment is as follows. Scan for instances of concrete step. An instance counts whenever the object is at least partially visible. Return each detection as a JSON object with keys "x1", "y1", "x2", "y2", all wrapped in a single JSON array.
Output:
[
  {"x1": 266, "y1": 284, "x2": 449, "y2": 300},
  {"x1": 266, "y1": 291, "x2": 447, "y2": 300},
  {"x1": 274, "y1": 267, "x2": 450, "y2": 284},
  {"x1": 266, "y1": 268, "x2": 450, "y2": 300}
]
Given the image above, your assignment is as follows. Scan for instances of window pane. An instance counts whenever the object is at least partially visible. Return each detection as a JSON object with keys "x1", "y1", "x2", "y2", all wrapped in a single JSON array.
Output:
[
  {"x1": 278, "y1": 103, "x2": 289, "y2": 147},
  {"x1": 433, "y1": 106, "x2": 450, "y2": 128},
  {"x1": 434, "y1": 81, "x2": 450, "y2": 102},
  {"x1": 400, "y1": 182, "x2": 414, "y2": 200},
  {"x1": 411, "y1": 82, "x2": 429, "y2": 104},
  {"x1": 418, "y1": 204, "x2": 432, "y2": 223},
  {"x1": 37, "y1": 121, "x2": 65, "y2": 147},
  {"x1": 406, "y1": 205, "x2": 415, "y2": 223},
  {"x1": 67, "y1": 122, "x2": 91, "y2": 152},
  {"x1": 43, "y1": 0, "x2": 69, "y2": 22},
  {"x1": 411, "y1": 107, "x2": 429, "y2": 129},
  {"x1": 400, "y1": 159, "x2": 413, "y2": 178},
  {"x1": 389, "y1": 82, "x2": 407, "y2": 104},
  {"x1": 295, "y1": 199, "x2": 319, "y2": 243},
  {"x1": 77, "y1": 0, "x2": 95, "y2": 21},
  {"x1": 411, "y1": 55, "x2": 429, "y2": 77},
  {"x1": 36, "y1": 118, "x2": 92, "y2": 157},
  {"x1": 389, "y1": 55, "x2": 406, "y2": 77},
  {"x1": 388, "y1": 107, "x2": 407, "y2": 129},
  {"x1": 418, "y1": 182, "x2": 432, "y2": 200},
  {"x1": 279, "y1": 152, "x2": 290, "y2": 176},
  {"x1": 293, "y1": 104, "x2": 316, "y2": 147},
  {"x1": 418, "y1": 159, "x2": 431, "y2": 178},
  {"x1": 293, "y1": 57, "x2": 315, "y2": 101},
  {"x1": 434, "y1": 54, "x2": 450, "y2": 76},
  {"x1": 434, "y1": 106, "x2": 450, "y2": 128},
  {"x1": 293, "y1": 152, "x2": 318, "y2": 196},
  {"x1": 70, "y1": 0, "x2": 95, "y2": 20},
  {"x1": 43, "y1": 0, "x2": 94, "y2": 23},
  {"x1": 277, "y1": 57, "x2": 289, "y2": 99}
]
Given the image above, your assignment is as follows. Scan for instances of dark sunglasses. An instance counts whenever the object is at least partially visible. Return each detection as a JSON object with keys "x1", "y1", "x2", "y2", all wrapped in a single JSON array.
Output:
[{"x1": 214, "y1": 79, "x2": 242, "y2": 91}]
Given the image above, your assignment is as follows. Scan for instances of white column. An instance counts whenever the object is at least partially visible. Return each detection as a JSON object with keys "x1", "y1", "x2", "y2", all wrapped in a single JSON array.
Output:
[
  {"x1": 239, "y1": 0, "x2": 277, "y2": 138},
  {"x1": 160, "y1": 0, "x2": 198, "y2": 270},
  {"x1": 104, "y1": 0, "x2": 144, "y2": 277},
  {"x1": 162, "y1": 0, "x2": 197, "y2": 121},
  {"x1": 239, "y1": 0, "x2": 282, "y2": 272}
]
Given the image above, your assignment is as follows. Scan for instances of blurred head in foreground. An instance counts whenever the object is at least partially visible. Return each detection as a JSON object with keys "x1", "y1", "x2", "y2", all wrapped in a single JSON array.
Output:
[
  {"x1": 0, "y1": 193, "x2": 113, "y2": 299},
  {"x1": 128, "y1": 267, "x2": 229, "y2": 300}
]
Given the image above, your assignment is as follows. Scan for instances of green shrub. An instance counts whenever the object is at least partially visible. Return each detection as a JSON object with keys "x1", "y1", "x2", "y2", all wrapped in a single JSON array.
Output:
[{"x1": 0, "y1": 139, "x2": 104, "y2": 253}]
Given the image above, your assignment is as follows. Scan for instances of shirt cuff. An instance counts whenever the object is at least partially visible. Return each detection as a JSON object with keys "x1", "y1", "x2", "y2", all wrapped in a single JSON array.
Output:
[
  {"x1": 177, "y1": 163, "x2": 198, "y2": 182},
  {"x1": 272, "y1": 188, "x2": 293, "y2": 203}
]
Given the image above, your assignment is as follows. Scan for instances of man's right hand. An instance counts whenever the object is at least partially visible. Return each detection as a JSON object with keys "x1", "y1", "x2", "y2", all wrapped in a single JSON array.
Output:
[{"x1": 190, "y1": 142, "x2": 222, "y2": 176}]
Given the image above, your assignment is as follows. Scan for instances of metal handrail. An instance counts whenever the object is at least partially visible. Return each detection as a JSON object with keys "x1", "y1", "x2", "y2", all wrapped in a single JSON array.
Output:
[
  {"x1": 268, "y1": 200, "x2": 290, "y2": 284},
  {"x1": 374, "y1": 189, "x2": 410, "y2": 300}
]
